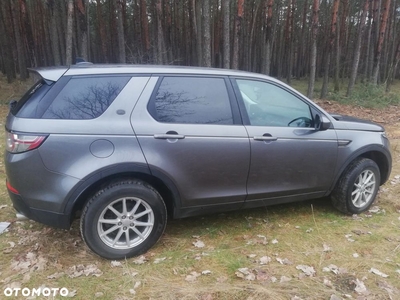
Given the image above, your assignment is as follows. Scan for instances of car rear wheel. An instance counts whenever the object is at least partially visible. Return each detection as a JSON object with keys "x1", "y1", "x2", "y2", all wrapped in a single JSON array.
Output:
[
  {"x1": 331, "y1": 158, "x2": 380, "y2": 214},
  {"x1": 80, "y1": 180, "x2": 167, "y2": 260}
]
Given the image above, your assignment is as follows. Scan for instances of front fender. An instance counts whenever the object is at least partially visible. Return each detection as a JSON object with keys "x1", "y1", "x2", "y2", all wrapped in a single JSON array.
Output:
[{"x1": 328, "y1": 144, "x2": 392, "y2": 194}]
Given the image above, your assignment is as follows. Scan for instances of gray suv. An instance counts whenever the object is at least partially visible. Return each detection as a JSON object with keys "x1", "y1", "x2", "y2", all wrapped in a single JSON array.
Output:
[{"x1": 5, "y1": 65, "x2": 392, "y2": 259}]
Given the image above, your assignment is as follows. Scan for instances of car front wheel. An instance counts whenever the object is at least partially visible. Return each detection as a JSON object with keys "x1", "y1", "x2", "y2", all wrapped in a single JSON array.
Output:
[
  {"x1": 331, "y1": 158, "x2": 380, "y2": 214},
  {"x1": 80, "y1": 180, "x2": 167, "y2": 260}
]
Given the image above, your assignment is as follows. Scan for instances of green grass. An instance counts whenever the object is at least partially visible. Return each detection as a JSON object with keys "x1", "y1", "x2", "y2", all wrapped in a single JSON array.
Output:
[
  {"x1": 290, "y1": 78, "x2": 400, "y2": 108},
  {"x1": 330, "y1": 84, "x2": 400, "y2": 108}
]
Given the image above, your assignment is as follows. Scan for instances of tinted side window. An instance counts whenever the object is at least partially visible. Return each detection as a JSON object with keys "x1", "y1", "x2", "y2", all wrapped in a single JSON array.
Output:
[
  {"x1": 236, "y1": 79, "x2": 313, "y2": 127},
  {"x1": 150, "y1": 77, "x2": 233, "y2": 124},
  {"x1": 42, "y1": 76, "x2": 130, "y2": 119}
]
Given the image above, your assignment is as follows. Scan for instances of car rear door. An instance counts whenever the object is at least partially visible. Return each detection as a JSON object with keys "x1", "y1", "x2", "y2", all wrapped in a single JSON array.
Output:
[
  {"x1": 231, "y1": 78, "x2": 338, "y2": 205},
  {"x1": 131, "y1": 75, "x2": 250, "y2": 210}
]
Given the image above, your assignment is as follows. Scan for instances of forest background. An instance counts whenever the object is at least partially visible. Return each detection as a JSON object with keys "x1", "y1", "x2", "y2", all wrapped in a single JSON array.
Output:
[{"x1": 0, "y1": 0, "x2": 399, "y2": 100}]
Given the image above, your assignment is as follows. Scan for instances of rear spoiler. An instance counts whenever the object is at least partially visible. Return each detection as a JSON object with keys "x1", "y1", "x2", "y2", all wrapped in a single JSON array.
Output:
[{"x1": 27, "y1": 67, "x2": 69, "y2": 82}]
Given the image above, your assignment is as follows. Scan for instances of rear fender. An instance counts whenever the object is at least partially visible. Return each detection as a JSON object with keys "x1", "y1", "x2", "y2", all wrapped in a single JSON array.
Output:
[{"x1": 62, "y1": 163, "x2": 183, "y2": 223}]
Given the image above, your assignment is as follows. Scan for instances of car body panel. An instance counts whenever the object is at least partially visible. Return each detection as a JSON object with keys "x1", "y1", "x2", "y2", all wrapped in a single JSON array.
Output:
[
  {"x1": 228, "y1": 77, "x2": 339, "y2": 201},
  {"x1": 5, "y1": 150, "x2": 80, "y2": 213},
  {"x1": 38, "y1": 135, "x2": 148, "y2": 179},
  {"x1": 330, "y1": 114, "x2": 385, "y2": 131},
  {"x1": 244, "y1": 126, "x2": 338, "y2": 201}
]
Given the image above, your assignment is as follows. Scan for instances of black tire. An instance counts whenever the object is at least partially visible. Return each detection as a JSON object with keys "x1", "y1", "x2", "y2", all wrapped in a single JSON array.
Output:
[
  {"x1": 331, "y1": 158, "x2": 380, "y2": 214},
  {"x1": 80, "y1": 180, "x2": 167, "y2": 260}
]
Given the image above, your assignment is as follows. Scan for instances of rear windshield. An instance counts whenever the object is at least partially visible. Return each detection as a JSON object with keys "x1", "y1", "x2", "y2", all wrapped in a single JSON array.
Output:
[{"x1": 12, "y1": 79, "x2": 54, "y2": 117}]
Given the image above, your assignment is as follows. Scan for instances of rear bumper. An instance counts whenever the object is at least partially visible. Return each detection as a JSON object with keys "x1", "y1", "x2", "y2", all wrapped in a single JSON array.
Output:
[
  {"x1": 5, "y1": 149, "x2": 81, "y2": 229},
  {"x1": 8, "y1": 190, "x2": 71, "y2": 229}
]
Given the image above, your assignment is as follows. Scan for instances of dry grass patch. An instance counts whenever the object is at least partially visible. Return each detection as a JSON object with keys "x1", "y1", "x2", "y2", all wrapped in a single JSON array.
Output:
[{"x1": 0, "y1": 76, "x2": 33, "y2": 104}]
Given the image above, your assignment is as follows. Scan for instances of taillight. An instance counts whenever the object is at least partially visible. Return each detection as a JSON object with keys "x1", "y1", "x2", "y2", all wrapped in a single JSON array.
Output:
[{"x1": 6, "y1": 132, "x2": 47, "y2": 153}]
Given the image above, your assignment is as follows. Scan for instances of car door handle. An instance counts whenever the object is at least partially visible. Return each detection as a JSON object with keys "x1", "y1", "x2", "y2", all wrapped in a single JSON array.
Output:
[
  {"x1": 253, "y1": 135, "x2": 278, "y2": 141},
  {"x1": 154, "y1": 133, "x2": 185, "y2": 140}
]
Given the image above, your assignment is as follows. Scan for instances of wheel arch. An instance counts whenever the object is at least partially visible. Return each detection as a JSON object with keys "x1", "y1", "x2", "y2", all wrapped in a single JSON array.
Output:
[
  {"x1": 63, "y1": 163, "x2": 181, "y2": 226},
  {"x1": 359, "y1": 151, "x2": 390, "y2": 184},
  {"x1": 329, "y1": 145, "x2": 392, "y2": 194}
]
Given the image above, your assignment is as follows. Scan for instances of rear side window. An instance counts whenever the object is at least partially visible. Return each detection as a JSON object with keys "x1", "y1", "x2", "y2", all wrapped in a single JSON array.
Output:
[
  {"x1": 149, "y1": 77, "x2": 233, "y2": 125},
  {"x1": 42, "y1": 76, "x2": 130, "y2": 119}
]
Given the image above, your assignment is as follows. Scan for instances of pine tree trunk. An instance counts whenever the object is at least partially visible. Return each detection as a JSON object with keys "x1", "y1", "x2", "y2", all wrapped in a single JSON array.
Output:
[
  {"x1": 96, "y1": 0, "x2": 108, "y2": 62},
  {"x1": 385, "y1": 1, "x2": 397, "y2": 83},
  {"x1": 140, "y1": 0, "x2": 150, "y2": 56},
  {"x1": 367, "y1": 0, "x2": 380, "y2": 81},
  {"x1": 109, "y1": 0, "x2": 118, "y2": 62},
  {"x1": 195, "y1": 0, "x2": 203, "y2": 66},
  {"x1": 48, "y1": 0, "x2": 61, "y2": 66},
  {"x1": 11, "y1": 0, "x2": 28, "y2": 79},
  {"x1": 249, "y1": 2, "x2": 261, "y2": 71},
  {"x1": 386, "y1": 39, "x2": 400, "y2": 92},
  {"x1": 222, "y1": 0, "x2": 230, "y2": 68},
  {"x1": 163, "y1": 0, "x2": 172, "y2": 63},
  {"x1": 307, "y1": 0, "x2": 319, "y2": 99},
  {"x1": 284, "y1": 0, "x2": 293, "y2": 83},
  {"x1": 186, "y1": 1, "x2": 192, "y2": 65},
  {"x1": 321, "y1": 0, "x2": 340, "y2": 98},
  {"x1": 213, "y1": 0, "x2": 222, "y2": 67},
  {"x1": 347, "y1": 0, "x2": 369, "y2": 96},
  {"x1": 385, "y1": 0, "x2": 397, "y2": 87},
  {"x1": 188, "y1": 0, "x2": 197, "y2": 65},
  {"x1": 264, "y1": 0, "x2": 274, "y2": 75},
  {"x1": 242, "y1": 2, "x2": 250, "y2": 71},
  {"x1": 58, "y1": 1, "x2": 66, "y2": 64},
  {"x1": 155, "y1": 0, "x2": 165, "y2": 64},
  {"x1": 65, "y1": 0, "x2": 74, "y2": 65},
  {"x1": 232, "y1": 0, "x2": 244, "y2": 70},
  {"x1": 0, "y1": 0, "x2": 15, "y2": 82},
  {"x1": 372, "y1": 0, "x2": 390, "y2": 85},
  {"x1": 20, "y1": 0, "x2": 35, "y2": 66},
  {"x1": 296, "y1": 0, "x2": 308, "y2": 78},
  {"x1": 337, "y1": 0, "x2": 349, "y2": 85},
  {"x1": 115, "y1": 0, "x2": 126, "y2": 63},
  {"x1": 75, "y1": 0, "x2": 88, "y2": 60},
  {"x1": 202, "y1": 0, "x2": 212, "y2": 67},
  {"x1": 19, "y1": 3, "x2": 30, "y2": 69},
  {"x1": 334, "y1": 18, "x2": 340, "y2": 91},
  {"x1": 362, "y1": 0, "x2": 373, "y2": 83},
  {"x1": 37, "y1": 1, "x2": 51, "y2": 66},
  {"x1": 381, "y1": 3, "x2": 392, "y2": 81},
  {"x1": 277, "y1": 24, "x2": 284, "y2": 79}
]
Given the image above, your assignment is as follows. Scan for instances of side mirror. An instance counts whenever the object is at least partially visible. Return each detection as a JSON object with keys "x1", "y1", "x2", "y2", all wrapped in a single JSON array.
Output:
[{"x1": 315, "y1": 114, "x2": 331, "y2": 131}]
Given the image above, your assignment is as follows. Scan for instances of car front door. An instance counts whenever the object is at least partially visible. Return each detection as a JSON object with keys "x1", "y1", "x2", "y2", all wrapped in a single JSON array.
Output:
[
  {"x1": 131, "y1": 76, "x2": 250, "y2": 211},
  {"x1": 232, "y1": 78, "x2": 338, "y2": 204}
]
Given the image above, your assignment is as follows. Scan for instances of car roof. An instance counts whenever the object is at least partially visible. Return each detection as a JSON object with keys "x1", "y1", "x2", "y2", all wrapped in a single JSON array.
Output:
[{"x1": 29, "y1": 64, "x2": 277, "y2": 83}]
